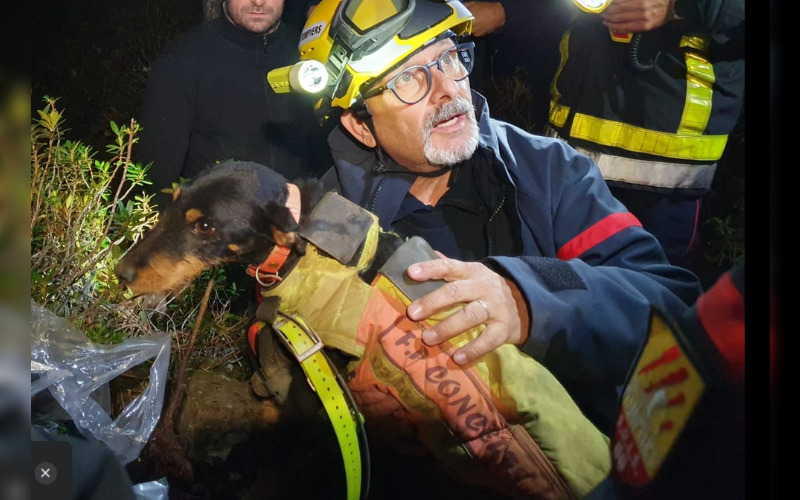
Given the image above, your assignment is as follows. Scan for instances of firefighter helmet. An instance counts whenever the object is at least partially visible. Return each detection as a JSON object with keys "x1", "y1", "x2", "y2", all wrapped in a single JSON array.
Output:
[{"x1": 267, "y1": 0, "x2": 473, "y2": 122}]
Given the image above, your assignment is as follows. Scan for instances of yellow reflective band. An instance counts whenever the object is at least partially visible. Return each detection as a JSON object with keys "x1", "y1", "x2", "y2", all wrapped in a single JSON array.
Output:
[
  {"x1": 273, "y1": 313, "x2": 364, "y2": 500},
  {"x1": 680, "y1": 35, "x2": 709, "y2": 52},
  {"x1": 678, "y1": 37, "x2": 715, "y2": 136},
  {"x1": 549, "y1": 100, "x2": 570, "y2": 128},
  {"x1": 549, "y1": 30, "x2": 572, "y2": 110},
  {"x1": 570, "y1": 113, "x2": 728, "y2": 161}
]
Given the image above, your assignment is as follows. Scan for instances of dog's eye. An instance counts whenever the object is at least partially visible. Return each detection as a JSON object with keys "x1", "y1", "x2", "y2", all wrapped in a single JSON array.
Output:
[{"x1": 193, "y1": 220, "x2": 215, "y2": 236}]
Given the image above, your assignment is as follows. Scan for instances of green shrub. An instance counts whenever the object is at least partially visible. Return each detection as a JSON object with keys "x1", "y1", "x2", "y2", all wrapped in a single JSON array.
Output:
[
  {"x1": 31, "y1": 96, "x2": 157, "y2": 341},
  {"x1": 30, "y1": 97, "x2": 250, "y2": 377}
]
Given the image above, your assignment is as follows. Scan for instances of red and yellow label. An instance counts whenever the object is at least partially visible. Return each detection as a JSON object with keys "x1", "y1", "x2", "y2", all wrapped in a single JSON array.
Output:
[
  {"x1": 609, "y1": 30, "x2": 633, "y2": 43},
  {"x1": 613, "y1": 312, "x2": 705, "y2": 486}
]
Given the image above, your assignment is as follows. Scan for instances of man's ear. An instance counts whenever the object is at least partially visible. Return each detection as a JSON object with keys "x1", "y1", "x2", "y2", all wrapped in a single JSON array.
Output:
[{"x1": 340, "y1": 108, "x2": 377, "y2": 148}]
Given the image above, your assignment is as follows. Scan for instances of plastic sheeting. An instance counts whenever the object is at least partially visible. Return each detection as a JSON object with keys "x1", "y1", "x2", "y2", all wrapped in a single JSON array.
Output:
[{"x1": 30, "y1": 301, "x2": 171, "y2": 464}]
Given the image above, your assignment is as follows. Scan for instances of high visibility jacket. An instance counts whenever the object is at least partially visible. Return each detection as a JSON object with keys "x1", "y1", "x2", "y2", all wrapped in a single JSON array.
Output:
[
  {"x1": 321, "y1": 91, "x2": 702, "y2": 433},
  {"x1": 547, "y1": 1, "x2": 745, "y2": 195},
  {"x1": 258, "y1": 192, "x2": 612, "y2": 499}
]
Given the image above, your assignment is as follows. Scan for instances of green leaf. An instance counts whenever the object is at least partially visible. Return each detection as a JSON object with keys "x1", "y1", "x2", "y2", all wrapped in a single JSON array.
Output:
[{"x1": 31, "y1": 270, "x2": 45, "y2": 285}]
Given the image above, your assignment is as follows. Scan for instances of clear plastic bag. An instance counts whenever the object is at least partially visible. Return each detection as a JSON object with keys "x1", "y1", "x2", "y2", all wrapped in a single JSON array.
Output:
[
  {"x1": 133, "y1": 477, "x2": 170, "y2": 500},
  {"x1": 30, "y1": 301, "x2": 171, "y2": 464}
]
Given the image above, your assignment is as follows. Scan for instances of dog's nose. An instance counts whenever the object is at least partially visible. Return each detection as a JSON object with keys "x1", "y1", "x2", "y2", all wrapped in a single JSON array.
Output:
[{"x1": 114, "y1": 260, "x2": 137, "y2": 285}]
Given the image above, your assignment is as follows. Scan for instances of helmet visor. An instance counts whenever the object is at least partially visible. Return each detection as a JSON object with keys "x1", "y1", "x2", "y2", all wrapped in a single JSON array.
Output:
[
  {"x1": 345, "y1": 0, "x2": 411, "y2": 33},
  {"x1": 338, "y1": 0, "x2": 415, "y2": 56}
]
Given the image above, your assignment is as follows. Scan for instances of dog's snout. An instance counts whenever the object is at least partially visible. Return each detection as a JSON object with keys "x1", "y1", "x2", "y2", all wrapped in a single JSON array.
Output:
[{"x1": 115, "y1": 260, "x2": 137, "y2": 285}]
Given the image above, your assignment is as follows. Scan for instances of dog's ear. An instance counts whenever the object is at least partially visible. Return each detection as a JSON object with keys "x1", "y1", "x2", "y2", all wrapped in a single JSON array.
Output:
[{"x1": 263, "y1": 202, "x2": 307, "y2": 256}]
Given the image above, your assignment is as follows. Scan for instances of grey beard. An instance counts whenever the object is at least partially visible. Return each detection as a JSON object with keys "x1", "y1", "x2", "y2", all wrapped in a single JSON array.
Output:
[{"x1": 421, "y1": 96, "x2": 479, "y2": 166}]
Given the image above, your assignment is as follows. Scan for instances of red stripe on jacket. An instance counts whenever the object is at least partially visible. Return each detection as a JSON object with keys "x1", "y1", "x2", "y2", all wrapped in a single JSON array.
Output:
[
  {"x1": 697, "y1": 272, "x2": 745, "y2": 384},
  {"x1": 557, "y1": 212, "x2": 642, "y2": 260}
]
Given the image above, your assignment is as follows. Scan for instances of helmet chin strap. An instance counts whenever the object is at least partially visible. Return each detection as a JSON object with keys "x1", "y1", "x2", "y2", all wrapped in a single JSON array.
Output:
[
  {"x1": 357, "y1": 104, "x2": 453, "y2": 178},
  {"x1": 374, "y1": 144, "x2": 454, "y2": 178}
]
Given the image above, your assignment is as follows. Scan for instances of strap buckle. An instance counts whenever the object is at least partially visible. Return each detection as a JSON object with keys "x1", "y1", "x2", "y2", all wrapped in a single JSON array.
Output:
[
  {"x1": 273, "y1": 313, "x2": 324, "y2": 363},
  {"x1": 269, "y1": 312, "x2": 370, "y2": 499}
]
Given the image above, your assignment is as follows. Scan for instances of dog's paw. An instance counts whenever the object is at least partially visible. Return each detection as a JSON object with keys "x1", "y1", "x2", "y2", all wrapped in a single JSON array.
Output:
[{"x1": 255, "y1": 296, "x2": 280, "y2": 323}]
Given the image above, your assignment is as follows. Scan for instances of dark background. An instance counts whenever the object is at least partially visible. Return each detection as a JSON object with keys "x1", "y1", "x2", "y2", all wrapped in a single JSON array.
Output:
[
  {"x1": 33, "y1": 0, "x2": 204, "y2": 151},
  {"x1": 33, "y1": 0, "x2": 311, "y2": 153}
]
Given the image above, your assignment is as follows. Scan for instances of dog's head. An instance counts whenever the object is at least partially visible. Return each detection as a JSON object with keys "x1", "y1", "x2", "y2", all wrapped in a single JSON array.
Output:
[{"x1": 115, "y1": 160, "x2": 311, "y2": 295}]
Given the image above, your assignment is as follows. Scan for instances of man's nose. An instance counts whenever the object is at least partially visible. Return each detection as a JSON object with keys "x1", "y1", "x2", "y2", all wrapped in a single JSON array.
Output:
[{"x1": 429, "y1": 66, "x2": 462, "y2": 101}]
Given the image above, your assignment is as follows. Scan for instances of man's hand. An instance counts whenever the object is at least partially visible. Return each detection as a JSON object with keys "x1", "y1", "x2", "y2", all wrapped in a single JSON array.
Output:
[
  {"x1": 406, "y1": 256, "x2": 530, "y2": 365},
  {"x1": 464, "y1": 1, "x2": 507, "y2": 37},
  {"x1": 600, "y1": 0, "x2": 677, "y2": 32}
]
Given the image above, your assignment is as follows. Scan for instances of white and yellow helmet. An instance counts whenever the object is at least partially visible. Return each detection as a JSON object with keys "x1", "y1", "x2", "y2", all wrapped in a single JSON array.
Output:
[{"x1": 268, "y1": 0, "x2": 473, "y2": 122}]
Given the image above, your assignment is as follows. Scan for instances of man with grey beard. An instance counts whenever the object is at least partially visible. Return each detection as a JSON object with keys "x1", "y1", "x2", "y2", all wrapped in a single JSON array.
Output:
[{"x1": 317, "y1": 26, "x2": 701, "y2": 436}]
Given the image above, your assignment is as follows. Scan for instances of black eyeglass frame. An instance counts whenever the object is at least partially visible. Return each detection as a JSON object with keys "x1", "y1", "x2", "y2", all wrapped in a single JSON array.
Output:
[{"x1": 360, "y1": 41, "x2": 476, "y2": 105}]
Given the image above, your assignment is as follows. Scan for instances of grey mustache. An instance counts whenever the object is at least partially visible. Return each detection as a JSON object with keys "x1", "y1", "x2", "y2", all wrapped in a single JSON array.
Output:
[{"x1": 425, "y1": 97, "x2": 473, "y2": 130}]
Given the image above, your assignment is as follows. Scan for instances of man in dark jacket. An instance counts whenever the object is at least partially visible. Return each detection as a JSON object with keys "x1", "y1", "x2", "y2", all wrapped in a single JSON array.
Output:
[
  {"x1": 137, "y1": 0, "x2": 331, "y2": 209},
  {"x1": 271, "y1": 0, "x2": 702, "y2": 434},
  {"x1": 587, "y1": 263, "x2": 744, "y2": 499},
  {"x1": 546, "y1": 0, "x2": 745, "y2": 264}
]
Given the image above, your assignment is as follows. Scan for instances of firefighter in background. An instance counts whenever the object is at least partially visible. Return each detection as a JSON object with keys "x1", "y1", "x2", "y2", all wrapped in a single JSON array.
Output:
[
  {"x1": 588, "y1": 262, "x2": 744, "y2": 499},
  {"x1": 546, "y1": 0, "x2": 745, "y2": 264}
]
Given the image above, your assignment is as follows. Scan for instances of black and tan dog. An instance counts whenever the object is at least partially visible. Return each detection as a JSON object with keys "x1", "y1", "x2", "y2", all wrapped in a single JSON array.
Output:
[
  {"x1": 115, "y1": 160, "x2": 404, "y2": 499},
  {"x1": 117, "y1": 161, "x2": 319, "y2": 296}
]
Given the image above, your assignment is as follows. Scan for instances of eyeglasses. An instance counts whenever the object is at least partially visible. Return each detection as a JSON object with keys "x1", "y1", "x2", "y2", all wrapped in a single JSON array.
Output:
[{"x1": 361, "y1": 42, "x2": 475, "y2": 105}]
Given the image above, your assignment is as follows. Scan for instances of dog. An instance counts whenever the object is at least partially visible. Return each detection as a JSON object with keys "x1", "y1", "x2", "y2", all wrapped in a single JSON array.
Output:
[
  {"x1": 115, "y1": 160, "x2": 405, "y2": 498},
  {"x1": 115, "y1": 160, "x2": 401, "y2": 307}
]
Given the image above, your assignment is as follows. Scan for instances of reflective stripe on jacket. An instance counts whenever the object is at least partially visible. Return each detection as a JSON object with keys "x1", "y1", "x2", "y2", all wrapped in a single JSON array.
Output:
[{"x1": 548, "y1": 5, "x2": 744, "y2": 193}]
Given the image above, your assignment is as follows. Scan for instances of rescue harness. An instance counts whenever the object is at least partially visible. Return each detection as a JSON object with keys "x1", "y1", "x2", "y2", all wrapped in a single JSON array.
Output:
[{"x1": 247, "y1": 187, "x2": 612, "y2": 500}]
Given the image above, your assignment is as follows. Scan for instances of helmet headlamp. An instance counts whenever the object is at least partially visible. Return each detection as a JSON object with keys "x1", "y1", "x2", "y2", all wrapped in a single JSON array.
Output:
[
  {"x1": 267, "y1": 0, "x2": 474, "y2": 123},
  {"x1": 571, "y1": 0, "x2": 613, "y2": 14}
]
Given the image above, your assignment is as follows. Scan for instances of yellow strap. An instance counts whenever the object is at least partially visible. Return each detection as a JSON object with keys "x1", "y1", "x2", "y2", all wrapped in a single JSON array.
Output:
[
  {"x1": 272, "y1": 314, "x2": 363, "y2": 500},
  {"x1": 549, "y1": 30, "x2": 572, "y2": 116},
  {"x1": 679, "y1": 35, "x2": 709, "y2": 52},
  {"x1": 549, "y1": 100, "x2": 570, "y2": 129},
  {"x1": 678, "y1": 36, "x2": 715, "y2": 136}
]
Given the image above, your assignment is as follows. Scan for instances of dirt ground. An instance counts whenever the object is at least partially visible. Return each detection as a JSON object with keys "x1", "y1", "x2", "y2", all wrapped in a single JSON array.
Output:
[
  {"x1": 123, "y1": 370, "x2": 279, "y2": 499},
  {"x1": 119, "y1": 368, "x2": 508, "y2": 500}
]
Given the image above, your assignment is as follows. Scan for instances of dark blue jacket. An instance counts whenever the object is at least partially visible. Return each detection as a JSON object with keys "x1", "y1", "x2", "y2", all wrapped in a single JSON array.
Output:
[
  {"x1": 137, "y1": 10, "x2": 331, "y2": 209},
  {"x1": 321, "y1": 91, "x2": 702, "y2": 432}
]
